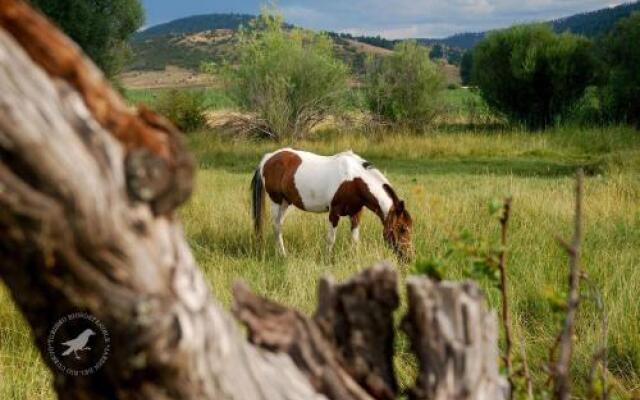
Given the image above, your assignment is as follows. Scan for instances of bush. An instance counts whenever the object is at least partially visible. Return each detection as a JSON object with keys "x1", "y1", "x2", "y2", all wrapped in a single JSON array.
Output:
[
  {"x1": 599, "y1": 13, "x2": 640, "y2": 127},
  {"x1": 472, "y1": 24, "x2": 596, "y2": 129},
  {"x1": 155, "y1": 89, "x2": 207, "y2": 132},
  {"x1": 365, "y1": 41, "x2": 445, "y2": 130},
  {"x1": 225, "y1": 10, "x2": 349, "y2": 141},
  {"x1": 564, "y1": 86, "x2": 605, "y2": 126}
]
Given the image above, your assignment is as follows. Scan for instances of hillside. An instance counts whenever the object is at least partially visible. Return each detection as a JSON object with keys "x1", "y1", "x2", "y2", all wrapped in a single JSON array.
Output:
[
  {"x1": 128, "y1": 29, "x2": 238, "y2": 71},
  {"x1": 421, "y1": 1, "x2": 640, "y2": 49},
  {"x1": 126, "y1": 26, "x2": 395, "y2": 75},
  {"x1": 134, "y1": 13, "x2": 254, "y2": 41}
]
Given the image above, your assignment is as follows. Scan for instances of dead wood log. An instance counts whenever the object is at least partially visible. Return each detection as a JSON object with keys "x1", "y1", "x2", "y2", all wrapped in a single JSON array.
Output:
[
  {"x1": 233, "y1": 263, "x2": 398, "y2": 400},
  {"x1": 0, "y1": 2, "x2": 509, "y2": 399},
  {"x1": 233, "y1": 282, "x2": 374, "y2": 400},
  {"x1": 402, "y1": 278, "x2": 509, "y2": 400},
  {"x1": 0, "y1": 4, "x2": 323, "y2": 399}
]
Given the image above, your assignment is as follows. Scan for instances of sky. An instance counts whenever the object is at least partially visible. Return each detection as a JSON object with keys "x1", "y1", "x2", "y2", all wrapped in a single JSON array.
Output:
[{"x1": 141, "y1": 0, "x2": 626, "y2": 39}]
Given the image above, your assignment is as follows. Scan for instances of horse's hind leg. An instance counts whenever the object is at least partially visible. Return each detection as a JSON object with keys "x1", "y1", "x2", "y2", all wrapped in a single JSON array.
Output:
[{"x1": 271, "y1": 200, "x2": 289, "y2": 256}]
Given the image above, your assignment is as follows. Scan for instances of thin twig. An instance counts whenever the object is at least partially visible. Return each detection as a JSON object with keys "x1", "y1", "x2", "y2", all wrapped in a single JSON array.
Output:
[
  {"x1": 498, "y1": 197, "x2": 515, "y2": 397},
  {"x1": 553, "y1": 169, "x2": 585, "y2": 400}
]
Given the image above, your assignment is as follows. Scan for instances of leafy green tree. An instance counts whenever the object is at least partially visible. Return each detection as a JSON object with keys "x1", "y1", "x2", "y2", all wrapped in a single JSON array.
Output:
[
  {"x1": 599, "y1": 12, "x2": 640, "y2": 127},
  {"x1": 226, "y1": 10, "x2": 349, "y2": 140},
  {"x1": 429, "y1": 44, "x2": 444, "y2": 60},
  {"x1": 365, "y1": 41, "x2": 445, "y2": 130},
  {"x1": 473, "y1": 24, "x2": 596, "y2": 129},
  {"x1": 460, "y1": 51, "x2": 473, "y2": 86},
  {"x1": 31, "y1": 0, "x2": 144, "y2": 77}
]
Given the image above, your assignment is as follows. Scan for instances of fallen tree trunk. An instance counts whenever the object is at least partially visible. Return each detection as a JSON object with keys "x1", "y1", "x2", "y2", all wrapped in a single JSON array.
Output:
[{"x1": 0, "y1": 2, "x2": 508, "y2": 399}]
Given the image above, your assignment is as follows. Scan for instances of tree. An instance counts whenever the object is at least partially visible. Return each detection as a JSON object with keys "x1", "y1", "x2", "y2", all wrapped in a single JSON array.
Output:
[
  {"x1": 460, "y1": 50, "x2": 473, "y2": 85},
  {"x1": 365, "y1": 40, "x2": 445, "y2": 130},
  {"x1": 599, "y1": 12, "x2": 640, "y2": 127},
  {"x1": 226, "y1": 10, "x2": 349, "y2": 141},
  {"x1": 429, "y1": 44, "x2": 444, "y2": 60},
  {"x1": 473, "y1": 24, "x2": 596, "y2": 129},
  {"x1": 30, "y1": 0, "x2": 144, "y2": 77}
]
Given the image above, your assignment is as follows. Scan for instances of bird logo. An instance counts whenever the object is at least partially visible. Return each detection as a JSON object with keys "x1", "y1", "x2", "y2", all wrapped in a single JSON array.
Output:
[{"x1": 60, "y1": 329, "x2": 96, "y2": 360}]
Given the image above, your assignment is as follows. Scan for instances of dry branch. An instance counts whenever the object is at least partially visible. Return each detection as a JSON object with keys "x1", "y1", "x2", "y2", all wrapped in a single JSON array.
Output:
[
  {"x1": 498, "y1": 197, "x2": 514, "y2": 396},
  {"x1": 553, "y1": 169, "x2": 585, "y2": 400}
]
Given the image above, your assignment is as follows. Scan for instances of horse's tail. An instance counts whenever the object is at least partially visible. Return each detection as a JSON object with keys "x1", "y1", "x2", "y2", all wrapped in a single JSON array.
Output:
[{"x1": 251, "y1": 167, "x2": 266, "y2": 238}]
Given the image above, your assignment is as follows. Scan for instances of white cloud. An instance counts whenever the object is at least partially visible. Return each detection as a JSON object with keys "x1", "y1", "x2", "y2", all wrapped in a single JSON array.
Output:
[{"x1": 277, "y1": 0, "x2": 626, "y2": 38}]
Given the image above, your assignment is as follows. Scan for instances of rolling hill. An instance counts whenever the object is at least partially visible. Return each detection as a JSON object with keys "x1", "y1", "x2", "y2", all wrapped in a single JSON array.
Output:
[
  {"x1": 134, "y1": 14, "x2": 254, "y2": 41},
  {"x1": 128, "y1": 15, "x2": 394, "y2": 75}
]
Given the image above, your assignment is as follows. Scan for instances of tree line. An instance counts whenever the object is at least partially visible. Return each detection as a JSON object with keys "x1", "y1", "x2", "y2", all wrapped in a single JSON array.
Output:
[
  {"x1": 32, "y1": 1, "x2": 640, "y2": 135},
  {"x1": 460, "y1": 15, "x2": 640, "y2": 129}
]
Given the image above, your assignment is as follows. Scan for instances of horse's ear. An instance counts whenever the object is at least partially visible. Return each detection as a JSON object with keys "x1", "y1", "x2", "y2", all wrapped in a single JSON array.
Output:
[
  {"x1": 383, "y1": 184, "x2": 400, "y2": 205},
  {"x1": 396, "y1": 200, "x2": 405, "y2": 214}
]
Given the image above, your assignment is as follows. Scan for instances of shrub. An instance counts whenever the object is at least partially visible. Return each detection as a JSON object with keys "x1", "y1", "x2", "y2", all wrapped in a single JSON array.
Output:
[
  {"x1": 472, "y1": 24, "x2": 596, "y2": 129},
  {"x1": 155, "y1": 89, "x2": 207, "y2": 132},
  {"x1": 599, "y1": 13, "x2": 640, "y2": 127},
  {"x1": 564, "y1": 86, "x2": 605, "y2": 126},
  {"x1": 365, "y1": 41, "x2": 445, "y2": 130},
  {"x1": 225, "y1": 10, "x2": 349, "y2": 141}
]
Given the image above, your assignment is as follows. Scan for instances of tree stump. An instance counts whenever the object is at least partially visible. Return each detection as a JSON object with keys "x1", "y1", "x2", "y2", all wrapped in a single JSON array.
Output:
[{"x1": 403, "y1": 278, "x2": 509, "y2": 400}]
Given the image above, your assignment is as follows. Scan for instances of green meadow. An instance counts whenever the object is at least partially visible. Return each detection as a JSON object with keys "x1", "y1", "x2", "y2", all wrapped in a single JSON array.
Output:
[{"x1": 2, "y1": 125, "x2": 638, "y2": 399}]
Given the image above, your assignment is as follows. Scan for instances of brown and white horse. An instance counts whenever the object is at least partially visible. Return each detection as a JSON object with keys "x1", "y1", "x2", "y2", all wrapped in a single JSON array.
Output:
[{"x1": 251, "y1": 148, "x2": 413, "y2": 259}]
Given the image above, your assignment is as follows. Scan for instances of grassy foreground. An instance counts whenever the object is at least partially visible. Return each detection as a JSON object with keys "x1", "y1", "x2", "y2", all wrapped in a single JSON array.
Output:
[{"x1": 1, "y1": 126, "x2": 639, "y2": 399}]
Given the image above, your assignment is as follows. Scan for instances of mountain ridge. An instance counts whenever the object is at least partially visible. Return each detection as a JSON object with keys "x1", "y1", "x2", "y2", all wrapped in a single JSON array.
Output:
[
  {"x1": 135, "y1": 2, "x2": 640, "y2": 49},
  {"x1": 418, "y1": 1, "x2": 640, "y2": 49}
]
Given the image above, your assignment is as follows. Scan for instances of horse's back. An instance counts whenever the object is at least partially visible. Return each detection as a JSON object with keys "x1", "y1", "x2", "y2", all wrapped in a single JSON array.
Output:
[
  {"x1": 260, "y1": 149, "x2": 366, "y2": 212},
  {"x1": 294, "y1": 151, "x2": 365, "y2": 212}
]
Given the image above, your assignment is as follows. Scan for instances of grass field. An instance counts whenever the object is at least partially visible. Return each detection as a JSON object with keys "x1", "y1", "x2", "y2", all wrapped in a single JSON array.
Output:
[
  {"x1": 124, "y1": 87, "x2": 235, "y2": 109},
  {"x1": 1, "y1": 125, "x2": 639, "y2": 399}
]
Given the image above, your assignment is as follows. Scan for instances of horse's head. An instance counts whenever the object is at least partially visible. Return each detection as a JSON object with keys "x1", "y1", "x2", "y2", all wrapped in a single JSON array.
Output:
[{"x1": 382, "y1": 185, "x2": 413, "y2": 261}]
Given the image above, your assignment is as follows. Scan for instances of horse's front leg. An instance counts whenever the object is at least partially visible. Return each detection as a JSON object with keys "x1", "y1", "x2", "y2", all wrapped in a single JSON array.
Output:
[
  {"x1": 326, "y1": 211, "x2": 340, "y2": 253},
  {"x1": 272, "y1": 201, "x2": 289, "y2": 256},
  {"x1": 350, "y1": 209, "x2": 363, "y2": 244}
]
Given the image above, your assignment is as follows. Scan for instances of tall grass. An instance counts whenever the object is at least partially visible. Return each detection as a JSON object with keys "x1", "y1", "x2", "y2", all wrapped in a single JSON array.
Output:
[{"x1": 1, "y1": 126, "x2": 638, "y2": 399}]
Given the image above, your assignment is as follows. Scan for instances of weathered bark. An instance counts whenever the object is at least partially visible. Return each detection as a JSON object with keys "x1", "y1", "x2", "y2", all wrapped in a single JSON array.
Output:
[
  {"x1": 233, "y1": 282, "x2": 374, "y2": 400},
  {"x1": 402, "y1": 278, "x2": 510, "y2": 400},
  {"x1": 0, "y1": 2, "x2": 509, "y2": 400},
  {"x1": 0, "y1": 0, "x2": 193, "y2": 215},
  {"x1": 314, "y1": 263, "x2": 399, "y2": 400}
]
